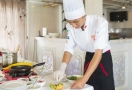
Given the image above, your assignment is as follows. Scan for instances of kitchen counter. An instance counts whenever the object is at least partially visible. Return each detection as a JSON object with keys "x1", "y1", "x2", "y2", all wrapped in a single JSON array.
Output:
[
  {"x1": 109, "y1": 38, "x2": 132, "y2": 44},
  {"x1": 35, "y1": 37, "x2": 132, "y2": 44}
]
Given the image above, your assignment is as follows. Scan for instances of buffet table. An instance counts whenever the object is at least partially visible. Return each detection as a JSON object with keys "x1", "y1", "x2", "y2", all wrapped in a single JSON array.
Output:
[
  {"x1": 41, "y1": 73, "x2": 94, "y2": 90},
  {"x1": 1, "y1": 71, "x2": 94, "y2": 90},
  {"x1": 0, "y1": 59, "x2": 94, "y2": 90}
]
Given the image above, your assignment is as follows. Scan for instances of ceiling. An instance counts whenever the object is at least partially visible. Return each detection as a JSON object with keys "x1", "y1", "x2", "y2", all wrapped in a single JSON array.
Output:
[{"x1": 28, "y1": 0, "x2": 132, "y2": 10}]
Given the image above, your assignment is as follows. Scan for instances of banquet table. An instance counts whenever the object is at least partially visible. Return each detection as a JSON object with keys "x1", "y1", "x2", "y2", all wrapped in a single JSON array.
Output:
[
  {"x1": 40, "y1": 73, "x2": 94, "y2": 90},
  {"x1": 1, "y1": 72, "x2": 94, "y2": 90},
  {"x1": 1, "y1": 59, "x2": 94, "y2": 90}
]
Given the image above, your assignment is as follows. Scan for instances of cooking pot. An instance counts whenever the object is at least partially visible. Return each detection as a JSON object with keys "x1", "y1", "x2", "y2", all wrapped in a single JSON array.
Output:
[
  {"x1": 9, "y1": 62, "x2": 45, "y2": 73},
  {"x1": 2, "y1": 52, "x2": 17, "y2": 67}
]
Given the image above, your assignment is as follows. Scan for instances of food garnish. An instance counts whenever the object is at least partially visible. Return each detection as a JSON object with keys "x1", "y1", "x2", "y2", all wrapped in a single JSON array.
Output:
[
  {"x1": 50, "y1": 83, "x2": 64, "y2": 90},
  {"x1": 67, "y1": 76, "x2": 81, "y2": 80}
]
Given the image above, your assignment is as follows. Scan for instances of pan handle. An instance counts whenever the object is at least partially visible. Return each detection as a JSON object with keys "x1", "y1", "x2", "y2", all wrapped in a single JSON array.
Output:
[{"x1": 32, "y1": 62, "x2": 45, "y2": 68}]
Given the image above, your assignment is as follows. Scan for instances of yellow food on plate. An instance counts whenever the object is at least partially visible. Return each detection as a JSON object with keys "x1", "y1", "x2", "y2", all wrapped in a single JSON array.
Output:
[{"x1": 50, "y1": 83, "x2": 64, "y2": 90}]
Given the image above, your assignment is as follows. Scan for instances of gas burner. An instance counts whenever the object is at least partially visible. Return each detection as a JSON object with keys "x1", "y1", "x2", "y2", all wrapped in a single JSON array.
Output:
[
  {"x1": 2, "y1": 69, "x2": 37, "y2": 80},
  {"x1": 9, "y1": 71, "x2": 31, "y2": 78}
]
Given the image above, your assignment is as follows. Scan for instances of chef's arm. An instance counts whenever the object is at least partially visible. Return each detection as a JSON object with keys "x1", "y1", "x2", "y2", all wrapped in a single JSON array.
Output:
[
  {"x1": 83, "y1": 49, "x2": 103, "y2": 81},
  {"x1": 62, "y1": 51, "x2": 72, "y2": 64},
  {"x1": 53, "y1": 51, "x2": 72, "y2": 81}
]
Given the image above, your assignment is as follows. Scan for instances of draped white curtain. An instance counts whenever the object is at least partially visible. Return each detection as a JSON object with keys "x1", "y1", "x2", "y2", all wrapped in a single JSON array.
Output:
[{"x1": 0, "y1": 0, "x2": 27, "y2": 58}]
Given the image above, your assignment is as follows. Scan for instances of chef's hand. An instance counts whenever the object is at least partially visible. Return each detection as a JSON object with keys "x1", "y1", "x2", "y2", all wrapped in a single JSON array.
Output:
[
  {"x1": 70, "y1": 77, "x2": 88, "y2": 89},
  {"x1": 53, "y1": 62, "x2": 67, "y2": 82},
  {"x1": 53, "y1": 69, "x2": 65, "y2": 82}
]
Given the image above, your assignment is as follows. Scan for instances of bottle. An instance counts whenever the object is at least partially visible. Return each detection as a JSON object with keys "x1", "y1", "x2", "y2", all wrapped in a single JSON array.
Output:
[{"x1": 0, "y1": 51, "x2": 2, "y2": 70}]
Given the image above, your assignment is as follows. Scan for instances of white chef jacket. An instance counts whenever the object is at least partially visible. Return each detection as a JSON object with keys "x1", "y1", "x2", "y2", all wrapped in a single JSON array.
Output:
[{"x1": 64, "y1": 15, "x2": 111, "y2": 55}]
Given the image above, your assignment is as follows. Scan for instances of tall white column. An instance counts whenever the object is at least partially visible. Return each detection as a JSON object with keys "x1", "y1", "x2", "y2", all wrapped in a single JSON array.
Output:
[{"x1": 85, "y1": 0, "x2": 103, "y2": 16}]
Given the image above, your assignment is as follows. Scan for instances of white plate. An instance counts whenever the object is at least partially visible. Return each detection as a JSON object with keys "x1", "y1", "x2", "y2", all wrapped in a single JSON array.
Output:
[
  {"x1": 29, "y1": 75, "x2": 41, "y2": 82},
  {"x1": 59, "y1": 74, "x2": 68, "y2": 82},
  {"x1": 17, "y1": 78, "x2": 29, "y2": 82},
  {"x1": 0, "y1": 80, "x2": 27, "y2": 89},
  {"x1": 28, "y1": 83, "x2": 42, "y2": 90},
  {"x1": 66, "y1": 84, "x2": 94, "y2": 90},
  {"x1": 37, "y1": 78, "x2": 46, "y2": 86},
  {"x1": 67, "y1": 75, "x2": 82, "y2": 84}
]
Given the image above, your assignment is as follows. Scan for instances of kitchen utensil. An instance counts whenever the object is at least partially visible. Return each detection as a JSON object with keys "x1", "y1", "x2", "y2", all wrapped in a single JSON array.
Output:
[
  {"x1": 2, "y1": 52, "x2": 17, "y2": 67},
  {"x1": 38, "y1": 74, "x2": 45, "y2": 82},
  {"x1": 9, "y1": 71, "x2": 32, "y2": 78},
  {"x1": 2, "y1": 69, "x2": 37, "y2": 80},
  {"x1": 32, "y1": 74, "x2": 45, "y2": 89},
  {"x1": 32, "y1": 78, "x2": 38, "y2": 89},
  {"x1": 9, "y1": 62, "x2": 45, "y2": 73},
  {"x1": 2, "y1": 52, "x2": 10, "y2": 67},
  {"x1": 27, "y1": 71, "x2": 33, "y2": 77},
  {"x1": 15, "y1": 45, "x2": 20, "y2": 53},
  {"x1": 2, "y1": 62, "x2": 33, "y2": 70},
  {"x1": 27, "y1": 71, "x2": 33, "y2": 81}
]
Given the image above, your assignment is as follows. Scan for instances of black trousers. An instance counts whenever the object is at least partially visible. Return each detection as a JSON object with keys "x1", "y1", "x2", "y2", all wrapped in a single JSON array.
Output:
[{"x1": 84, "y1": 51, "x2": 115, "y2": 90}]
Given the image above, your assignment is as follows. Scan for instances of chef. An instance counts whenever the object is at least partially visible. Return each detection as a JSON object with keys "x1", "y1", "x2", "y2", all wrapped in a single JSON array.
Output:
[{"x1": 53, "y1": 0, "x2": 115, "y2": 90}]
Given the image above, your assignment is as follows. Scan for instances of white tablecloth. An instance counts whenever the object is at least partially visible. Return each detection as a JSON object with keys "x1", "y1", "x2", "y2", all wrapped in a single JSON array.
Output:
[{"x1": 1, "y1": 72, "x2": 94, "y2": 90}]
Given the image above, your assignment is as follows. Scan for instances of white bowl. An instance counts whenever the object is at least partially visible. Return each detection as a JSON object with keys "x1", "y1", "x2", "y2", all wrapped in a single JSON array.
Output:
[
  {"x1": 0, "y1": 80, "x2": 27, "y2": 89},
  {"x1": 36, "y1": 78, "x2": 46, "y2": 86},
  {"x1": 45, "y1": 35, "x2": 51, "y2": 38},
  {"x1": 28, "y1": 83, "x2": 42, "y2": 90},
  {"x1": 48, "y1": 33, "x2": 60, "y2": 38},
  {"x1": 67, "y1": 75, "x2": 82, "y2": 84},
  {"x1": 29, "y1": 75, "x2": 41, "y2": 82},
  {"x1": 27, "y1": 81, "x2": 34, "y2": 86},
  {"x1": 17, "y1": 78, "x2": 29, "y2": 82},
  {"x1": 0, "y1": 74, "x2": 5, "y2": 81},
  {"x1": 17, "y1": 78, "x2": 33, "y2": 86}
]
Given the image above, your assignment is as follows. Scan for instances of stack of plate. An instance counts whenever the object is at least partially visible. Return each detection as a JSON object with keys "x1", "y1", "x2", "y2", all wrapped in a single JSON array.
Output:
[{"x1": 0, "y1": 80, "x2": 27, "y2": 90}]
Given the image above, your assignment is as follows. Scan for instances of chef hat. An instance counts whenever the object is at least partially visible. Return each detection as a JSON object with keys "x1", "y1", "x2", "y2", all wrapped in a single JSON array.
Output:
[{"x1": 63, "y1": 0, "x2": 85, "y2": 20}]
